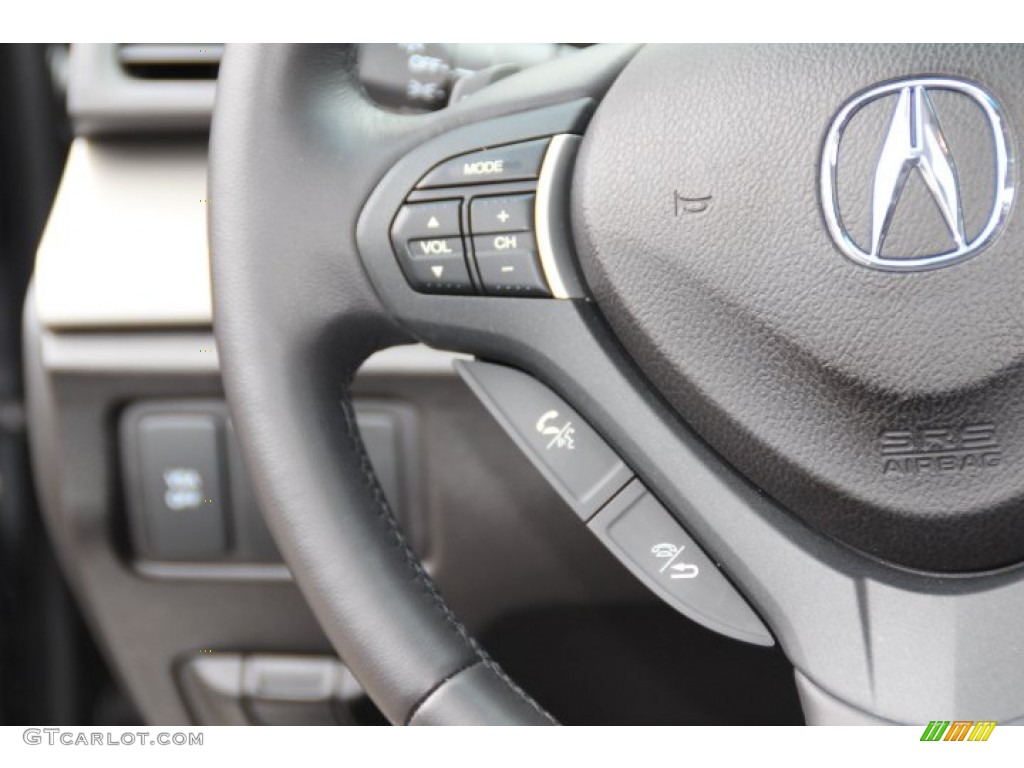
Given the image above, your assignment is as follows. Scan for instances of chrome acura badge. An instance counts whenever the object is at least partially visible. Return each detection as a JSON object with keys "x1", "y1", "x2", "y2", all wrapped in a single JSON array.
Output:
[{"x1": 821, "y1": 78, "x2": 1014, "y2": 271}]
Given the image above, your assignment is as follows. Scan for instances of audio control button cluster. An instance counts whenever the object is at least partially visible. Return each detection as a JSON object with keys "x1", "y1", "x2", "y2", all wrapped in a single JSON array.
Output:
[{"x1": 390, "y1": 140, "x2": 554, "y2": 297}]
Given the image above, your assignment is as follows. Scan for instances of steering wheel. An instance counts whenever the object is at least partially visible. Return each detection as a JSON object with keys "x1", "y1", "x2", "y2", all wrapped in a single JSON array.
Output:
[{"x1": 209, "y1": 44, "x2": 1024, "y2": 725}]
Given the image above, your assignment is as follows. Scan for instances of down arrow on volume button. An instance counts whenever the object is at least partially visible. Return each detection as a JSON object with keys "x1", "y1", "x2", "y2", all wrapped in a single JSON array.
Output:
[
  {"x1": 390, "y1": 200, "x2": 473, "y2": 294},
  {"x1": 403, "y1": 237, "x2": 473, "y2": 294}
]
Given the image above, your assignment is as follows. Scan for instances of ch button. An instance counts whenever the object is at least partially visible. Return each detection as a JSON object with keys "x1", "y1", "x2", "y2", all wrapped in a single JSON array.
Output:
[
  {"x1": 472, "y1": 231, "x2": 549, "y2": 297},
  {"x1": 470, "y1": 194, "x2": 534, "y2": 234}
]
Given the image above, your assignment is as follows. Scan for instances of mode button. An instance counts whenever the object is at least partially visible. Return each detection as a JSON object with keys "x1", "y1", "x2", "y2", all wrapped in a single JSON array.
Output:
[{"x1": 417, "y1": 139, "x2": 549, "y2": 189}]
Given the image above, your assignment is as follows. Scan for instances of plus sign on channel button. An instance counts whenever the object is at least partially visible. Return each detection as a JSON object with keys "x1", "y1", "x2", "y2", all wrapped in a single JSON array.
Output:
[{"x1": 470, "y1": 194, "x2": 534, "y2": 235}]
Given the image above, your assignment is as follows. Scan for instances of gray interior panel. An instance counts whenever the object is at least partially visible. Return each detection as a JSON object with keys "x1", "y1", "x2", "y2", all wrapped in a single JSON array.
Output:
[{"x1": 22, "y1": 288, "x2": 651, "y2": 723}]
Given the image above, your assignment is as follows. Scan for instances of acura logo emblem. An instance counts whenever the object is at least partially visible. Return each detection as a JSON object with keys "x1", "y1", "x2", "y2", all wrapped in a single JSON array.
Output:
[{"x1": 821, "y1": 77, "x2": 1015, "y2": 271}]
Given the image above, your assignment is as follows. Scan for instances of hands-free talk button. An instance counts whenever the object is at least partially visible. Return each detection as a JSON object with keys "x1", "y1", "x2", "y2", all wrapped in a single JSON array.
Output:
[
  {"x1": 588, "y1": 480, "x2": 773, "y2": 647},
  {"x1": 454, "y1": 360, "x2": 633, "y2": 519}
]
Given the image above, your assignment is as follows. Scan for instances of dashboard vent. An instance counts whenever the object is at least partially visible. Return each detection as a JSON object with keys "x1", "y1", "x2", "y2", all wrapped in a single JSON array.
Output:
[{"x1": 118, "y1": 44, "x2": 222, "y2": 81}]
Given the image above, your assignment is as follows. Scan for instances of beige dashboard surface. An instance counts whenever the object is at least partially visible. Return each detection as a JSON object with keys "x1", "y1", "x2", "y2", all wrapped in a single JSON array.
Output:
[{"x1": 35, "y1": 138, "x2": 212, "y2": 329}]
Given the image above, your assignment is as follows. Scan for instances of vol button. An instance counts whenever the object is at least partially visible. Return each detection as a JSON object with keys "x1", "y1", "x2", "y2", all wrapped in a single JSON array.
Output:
[
  {"x1": 415, "y1": 238, "x2": 456, "y2": 256},
  {"x1": 392, "y1": 200, "x2": 461, "y2": 241},
  {"x1": 401, "y1": 237, "x2": 473, "y2": 294}
]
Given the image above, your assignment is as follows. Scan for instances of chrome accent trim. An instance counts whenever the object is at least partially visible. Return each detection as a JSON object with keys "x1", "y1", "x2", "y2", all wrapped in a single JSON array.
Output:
[
  {"x1": 821, "y1": 77, "x2": 1015, "y2": 272},
  {"x1": 870, "y1": 86, "x2": 964, "y2": 256},
  {"x1": 535, "y1": 134, "x2": 577, "y2": 299}
]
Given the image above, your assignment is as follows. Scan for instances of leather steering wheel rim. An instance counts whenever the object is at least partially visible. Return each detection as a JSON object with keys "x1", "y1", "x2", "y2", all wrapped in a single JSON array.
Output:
[{"x1": 208, "y1": 43, "x2": 637, "y2": 725}]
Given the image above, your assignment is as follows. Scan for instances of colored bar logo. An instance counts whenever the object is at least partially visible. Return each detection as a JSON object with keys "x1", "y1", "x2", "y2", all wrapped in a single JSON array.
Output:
[{"x1": 920, "y1": 720, "x2": 996, "y2": 741}]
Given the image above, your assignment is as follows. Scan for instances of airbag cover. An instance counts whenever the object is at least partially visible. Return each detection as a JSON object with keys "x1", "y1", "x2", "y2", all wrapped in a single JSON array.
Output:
[{"x1": 573, "y1": 44, "x2": 1024, "y2": 572}]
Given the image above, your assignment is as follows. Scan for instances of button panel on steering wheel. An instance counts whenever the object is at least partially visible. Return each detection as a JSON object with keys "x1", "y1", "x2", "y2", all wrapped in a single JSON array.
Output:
[{"x1": 389, "y1": 135, "x2": 584, "y2": 299}]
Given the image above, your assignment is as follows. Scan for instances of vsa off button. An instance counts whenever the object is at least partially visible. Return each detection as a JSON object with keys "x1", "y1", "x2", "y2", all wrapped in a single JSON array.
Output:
[{"x1": 416, "y1": 139, "x2": 550, "y2": 188}]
